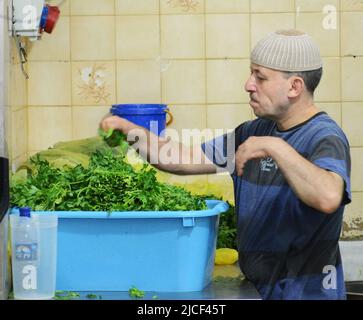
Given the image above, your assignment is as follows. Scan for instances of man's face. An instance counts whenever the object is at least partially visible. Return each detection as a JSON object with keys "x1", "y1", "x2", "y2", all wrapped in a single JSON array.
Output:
[{"x1": 244, "y1": 63, "x2": 292, "y2": 120}]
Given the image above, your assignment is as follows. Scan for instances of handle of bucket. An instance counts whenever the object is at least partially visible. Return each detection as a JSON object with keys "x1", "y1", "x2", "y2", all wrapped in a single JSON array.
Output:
[{"x1": 166, "y1": 110, "x2": 173, "y2": 127}]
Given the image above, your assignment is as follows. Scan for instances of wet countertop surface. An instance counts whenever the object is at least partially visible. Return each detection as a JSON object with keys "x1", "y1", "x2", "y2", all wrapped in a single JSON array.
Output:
[{"x1": 71, "y1": 264, "x2": 261, "y2": 300}]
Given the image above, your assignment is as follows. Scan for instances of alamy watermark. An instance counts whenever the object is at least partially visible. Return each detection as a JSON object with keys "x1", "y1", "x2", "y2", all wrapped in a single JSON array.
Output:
[
  {"x1": 21, "y1": 5, "x2": 37, "y2": 30},
  {"x1": 322, "y1": 265, "x2": 337, "y2": 290},
  {"x1": 296, "y1": 4, "x2": 338, "y2": 30},
  {"x1": 124, "y1": 121, "x2": 236, "y2": 174},
  {"x1": 322, "y1": 5, "x2": 337, "y2": 30}
]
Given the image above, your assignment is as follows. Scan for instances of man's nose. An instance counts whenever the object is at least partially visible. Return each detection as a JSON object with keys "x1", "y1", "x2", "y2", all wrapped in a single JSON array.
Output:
[{"x1": 244, "y1": 75, "x2": 256, "y2": 93}]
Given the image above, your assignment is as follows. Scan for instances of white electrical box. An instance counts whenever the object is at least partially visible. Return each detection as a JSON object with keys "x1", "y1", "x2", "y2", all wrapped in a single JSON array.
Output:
[{"x1": 11, "y1": 0, "x2": 60, "y2": 41}]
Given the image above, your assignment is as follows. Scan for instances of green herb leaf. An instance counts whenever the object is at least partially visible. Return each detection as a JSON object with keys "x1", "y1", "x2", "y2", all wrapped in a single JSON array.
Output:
[
  {"x1": 53, "y1": 291, "x2": 80, "y2": 300},
  {"x1": 98, "y1": 128, "x2": 128, "y2": 149},
  {"x1": 128, "y1": 286, "x2": 145, "y2": 299},
  {"x1": 86, "y1": 293, "x2": 101, "y2": 299},
  {"x1": 11, "y1": 149, "x2": 208, "y2": 212}
]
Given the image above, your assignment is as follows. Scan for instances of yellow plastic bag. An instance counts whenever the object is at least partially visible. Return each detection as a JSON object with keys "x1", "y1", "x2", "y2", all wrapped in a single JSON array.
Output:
[{"x1": 215, "y1": 248, "x2": 238, "y2": 265}]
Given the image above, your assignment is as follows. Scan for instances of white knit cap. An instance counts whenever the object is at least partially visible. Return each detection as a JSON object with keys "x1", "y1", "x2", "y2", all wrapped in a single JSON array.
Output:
[{"x1": 251, "y1": 30, "x2": 323, "y2": 72}]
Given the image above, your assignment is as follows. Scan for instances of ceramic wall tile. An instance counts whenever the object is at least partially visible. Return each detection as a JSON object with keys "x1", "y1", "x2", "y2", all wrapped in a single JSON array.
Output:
[
  {"x1": 161, "y1": 60, "x2": 205, "y2": 104},
  {"x1": 351, "y1": 148, "x2": 363, "y2": 191},
  {"x1": 341, "y1": 12, "x2": 363, "y2": 56},
  {"x1": 10, "y1": 37, "x2": 20, "y2": 65},
  {"x1": 342, "y1": 57, "x2": 363, "y2": 101},
  {"x1": 207, "y1": 104, "x2": 251, "y2": 130},
  {"x1": 10, "y1": 62, "x2": 27, "y2": 109},
  {"x1": 116, "y1": 0, "x2": 159, "y2": 15},
  {"x1": 28, "y1": 107, "x2": 72, "y2": 150},
  {"x1": 71, "y1": 16, "x2": 115, "y2": 61},
  {"x1": 28, "y1": 62, "x2": 71, "y2": 106},
  {"x1": 314, "y1": 57, "x2": 341, "y2": 102},
  {"x1": 28, "y1": 16, "x2": 70, "y2": 61},
  {"x1": 71, "y1": 0, "x2": 115, "y2": 15},
  {"x1": 251, "y1": 0, "x2": 294, "y2": 12},
  {"x1": 342, "y1": 102, "x2": 363, "y2": 147},
  {"x1": 296, "y1": 13, "x2": 340, "y2": 56},
  {"x1": 250, "y1": 13, "x2": 295, "y2": 49},
  {"x1": 205, "y1": 0, "x2": 249, "y2": 13},
  {"x1": 207, "y1": 59, "x2": 250, "y2": 104},
  {"x1": 160, "y1": 0, "x2": 205, "y2": 14},
  {"x1": 295, "y1": 0, "x2": 339, "y2": 12},
  {"x1": 166, "y1": 104, "x2": 207, "y2": 138},
  {"x1": 161, "y1": 15, "x2": 204, "y2": 59},
  {"x1": 116, "y1": 15, "x2": 160, "y2": 59},
  {"x1": 117, "y1": 60, "x2": 161, "y2": 103},
  {"x1": 317, "y1": 103, "x2": 341, "y2": 126},
  {"x1": 11, "y1": 108, "x2": 27, "y2": 159},
  {"x1": 206, "y1": 14, "x2": 249, "y2": 58},
  {"x1": 341, "y1": 0, "x2": 363, "y2": 11},
  {"x1": 72, "y1": 106, "x2": 111, "y2": 139},
  {"x1": 72, "y1": 61, "x2": 116, "y2": 106}
]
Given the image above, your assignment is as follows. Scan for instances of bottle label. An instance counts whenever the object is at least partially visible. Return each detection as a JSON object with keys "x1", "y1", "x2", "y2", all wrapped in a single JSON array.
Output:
[{"x1": 15, "y1": 243, "x2": 38, "y2": 261}]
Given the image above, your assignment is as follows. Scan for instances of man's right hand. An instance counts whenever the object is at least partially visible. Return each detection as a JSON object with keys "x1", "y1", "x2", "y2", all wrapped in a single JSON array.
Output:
[
  {"x1": 99, "y1": 114, "x2": 217, "y2": 175},
  {"x1": 99, "y1": 115, "x2": 129, "y2": 133}
]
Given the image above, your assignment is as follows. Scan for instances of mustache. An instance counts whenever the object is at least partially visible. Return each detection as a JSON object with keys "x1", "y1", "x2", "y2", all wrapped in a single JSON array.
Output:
[{"x1": 250, "y1": 95, "x2": 258, "y2": 102}]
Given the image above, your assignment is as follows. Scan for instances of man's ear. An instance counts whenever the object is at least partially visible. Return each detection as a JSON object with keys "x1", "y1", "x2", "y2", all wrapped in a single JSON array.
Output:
[{"x1": 287, "y1": 77, "x2": 304, "y2": 98}]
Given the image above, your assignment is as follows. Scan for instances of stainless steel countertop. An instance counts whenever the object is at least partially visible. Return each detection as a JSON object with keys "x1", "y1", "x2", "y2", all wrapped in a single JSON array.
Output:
[
  {"x1": 70, "y1": 264, "x2": 261, "y2": 300},
  {"x1": 74, "y1": 280, "x2": 260, "y2": 301}
]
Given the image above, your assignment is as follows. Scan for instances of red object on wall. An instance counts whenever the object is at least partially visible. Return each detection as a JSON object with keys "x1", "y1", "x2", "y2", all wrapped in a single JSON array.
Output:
[{"x1": 44, "y1": 5, "x2": 60, "y2": 34}]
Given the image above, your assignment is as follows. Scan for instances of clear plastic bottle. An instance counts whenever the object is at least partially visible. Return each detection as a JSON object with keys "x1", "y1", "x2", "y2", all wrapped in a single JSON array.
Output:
[{"x1": 11, "y1": 207, "x2": 40, "y2": 299}]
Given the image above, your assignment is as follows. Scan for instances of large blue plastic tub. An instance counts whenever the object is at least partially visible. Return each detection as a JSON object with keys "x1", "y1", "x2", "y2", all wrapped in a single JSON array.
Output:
[
  {"x1": 111, "y1": 104, "x2": 169, "y2": 136},
  {"x1": 50, "y1": 200, "x2": 228, "y2": 292}
]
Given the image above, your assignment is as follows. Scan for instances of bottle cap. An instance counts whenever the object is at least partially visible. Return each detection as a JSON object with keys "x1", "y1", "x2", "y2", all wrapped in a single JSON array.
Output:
[{"x1": 19, "y1": 207, "x2": 31, "y2": 218}]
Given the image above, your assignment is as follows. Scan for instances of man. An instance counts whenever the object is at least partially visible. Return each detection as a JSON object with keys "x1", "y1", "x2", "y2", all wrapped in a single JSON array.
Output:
[{"x1": 100, "y1": 30, "x2": 351, "y2": 300}]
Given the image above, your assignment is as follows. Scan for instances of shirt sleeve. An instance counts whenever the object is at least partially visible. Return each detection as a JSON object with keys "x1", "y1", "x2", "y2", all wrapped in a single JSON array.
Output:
[
  {"x1": 309, "y1": 134, "x2": 352, "y2": 205},
  {"x1": 201, "y1": 122, "x2": 248, "y2": 174}
]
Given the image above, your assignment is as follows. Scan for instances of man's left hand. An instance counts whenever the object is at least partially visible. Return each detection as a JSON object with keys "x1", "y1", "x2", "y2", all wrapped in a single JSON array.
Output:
[{"x1": 235, "y1": 136, "x2": 279, "y2": 176}]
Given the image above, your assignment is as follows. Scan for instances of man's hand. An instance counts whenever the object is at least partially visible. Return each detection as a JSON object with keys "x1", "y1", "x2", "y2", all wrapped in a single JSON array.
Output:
[
  {"x1": 99, "y1": 114, "x2": 216, "y2": 175},
  {"x1": 100, "y1": 115, "x2": 128, "y2": 133},
  {"x1": 235, "y1": 136, "x2": 277, "y2": 176}
]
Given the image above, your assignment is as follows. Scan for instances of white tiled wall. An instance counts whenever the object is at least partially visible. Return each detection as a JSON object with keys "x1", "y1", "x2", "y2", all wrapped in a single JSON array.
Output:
[{"x1": 7, "y1": 0, "x2": 363, "y2": 236}]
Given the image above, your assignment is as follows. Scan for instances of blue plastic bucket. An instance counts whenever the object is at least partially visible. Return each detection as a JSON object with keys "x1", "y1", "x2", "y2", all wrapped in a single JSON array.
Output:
[{"x1": 111, "y1": 104, "x2": 172, "y2": 136}]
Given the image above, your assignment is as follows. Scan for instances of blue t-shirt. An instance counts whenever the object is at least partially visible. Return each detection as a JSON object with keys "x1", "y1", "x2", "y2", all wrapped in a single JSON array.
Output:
[{"x1": 202, "y1": 112, "x2": 351, "y2": 300}]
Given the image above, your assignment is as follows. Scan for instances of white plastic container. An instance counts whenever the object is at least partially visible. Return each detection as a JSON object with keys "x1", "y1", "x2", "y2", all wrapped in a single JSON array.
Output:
[
  {"x1": 10, "y1": 208, "x2": 58, "y2": 300},
  {"x1": 339, "y1": 241, "x2": 363, "y2": 282}
]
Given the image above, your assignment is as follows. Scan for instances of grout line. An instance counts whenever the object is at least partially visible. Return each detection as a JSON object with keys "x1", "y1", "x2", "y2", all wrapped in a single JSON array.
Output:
[
  {"x1": 114, "y1": 4, "x2": 118, "y2": 106},
  {"x1": 294, "y1": 0, "x2": 296, "y2": 29},
  {"x1": 248, "y1": 0, "x2": 253, "y2": 120},
  {"x1": 25, "y1": 49, "x2": 30, "y2": 155},
  {"x1": 25, "y1": 52, "x2": 29, "y2": 154},
  {"x1": 65, "y1": 11, "x2": 363, "y2": 16},
  {"x1": 204, "y1": 0, "x2": 207, "y2": 126},
  {"x1": 30, "y1": 57, "x2": 253, "y2": 62},
  {"x1": 159, "y1": 0, "x2": 162, "y2": 104},
  {"x1": 114, "y1": 0, "x2": 117, "y2": 63},
  {"x1": 69, "y1": 13, "x2": 74, "y2": 140},
  {"x1": 339, "y1": 0, "x2": 343, "y2": 128}
]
